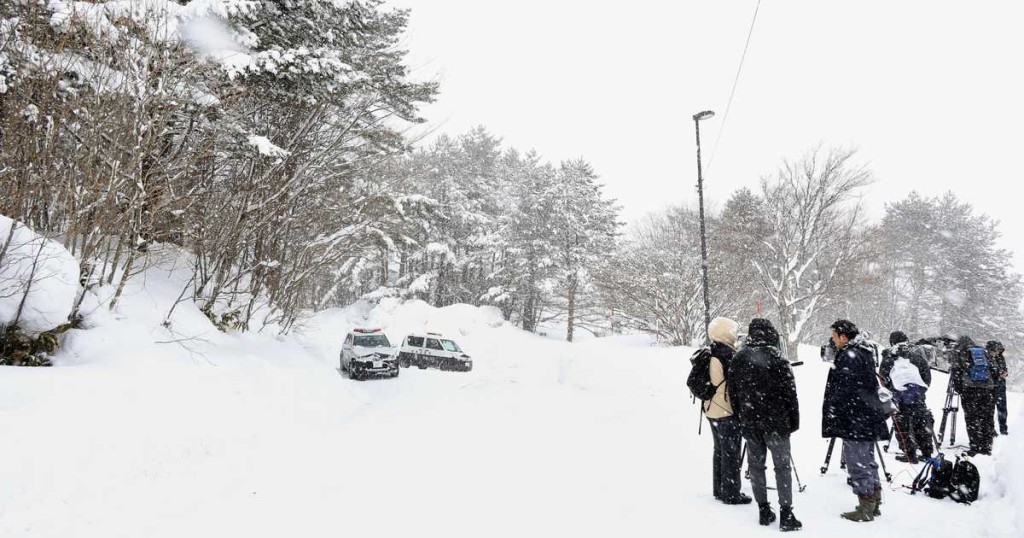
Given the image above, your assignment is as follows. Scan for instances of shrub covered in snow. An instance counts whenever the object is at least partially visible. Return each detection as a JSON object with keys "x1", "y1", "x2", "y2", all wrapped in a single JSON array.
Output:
[{"x1": 0, "y1": 215, "x2": 80, "y2": 334}]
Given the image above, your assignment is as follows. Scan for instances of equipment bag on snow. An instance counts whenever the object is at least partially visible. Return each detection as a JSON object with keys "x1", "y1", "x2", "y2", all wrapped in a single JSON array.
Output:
[
  {"x1": 967, "y1": 347, "x2": 992, "y2": 382},
  {"x1": 924, "y1": 458, "x2": 955, "y2": 499},
  {"x1": 949, "y1": 457, "x2": 980, "y2": 504},
  {"x1": 686, "y1": 348, "x2": 721, "y2": 402}
]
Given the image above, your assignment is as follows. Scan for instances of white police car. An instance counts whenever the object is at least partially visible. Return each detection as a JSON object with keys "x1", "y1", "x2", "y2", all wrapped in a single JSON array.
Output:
[
  {"x1": 339, "y1": 328, "x2": 399, "y2": 380},
  {"x1": 397, "y1": 333, "x2": 472, "y2": 372}
]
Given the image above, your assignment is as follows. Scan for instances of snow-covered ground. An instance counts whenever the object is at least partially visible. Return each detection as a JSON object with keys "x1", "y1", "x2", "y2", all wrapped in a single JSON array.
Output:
[{"x1": 1, "y1": 259, "x2": 1021, "y2": 537}]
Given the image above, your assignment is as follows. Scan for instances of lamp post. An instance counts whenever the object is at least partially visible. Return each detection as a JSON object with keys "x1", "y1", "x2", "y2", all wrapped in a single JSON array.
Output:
[{"x1": 692, "y1": 110, "x2": 715, "y2": 346}]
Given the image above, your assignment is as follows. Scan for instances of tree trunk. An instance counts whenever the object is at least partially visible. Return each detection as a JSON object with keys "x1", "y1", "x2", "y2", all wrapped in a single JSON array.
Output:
[{"x1": 566, "y1": 272, "x2": 577, "y2": 342}]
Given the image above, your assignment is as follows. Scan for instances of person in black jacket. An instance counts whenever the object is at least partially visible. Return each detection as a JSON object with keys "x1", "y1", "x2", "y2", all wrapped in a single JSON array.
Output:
[
  {"x1": 729, "y1": 318, "x2": 802, "y2": 532},
  {"x1": 950, "y1": 336, "x2": 997, "y2": 455},
  {"x1": 879, "y1": 330, "x2": 934, "y2": 463},
  {"x1": 986, "y1": 340, "x2": 1010, "y2": 435},
  {"x1": 822, "y1": 319, "x2": 889, "y2": 523}
]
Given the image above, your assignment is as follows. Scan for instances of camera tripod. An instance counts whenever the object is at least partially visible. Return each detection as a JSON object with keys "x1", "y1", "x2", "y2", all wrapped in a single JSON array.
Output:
[
  {"x1": 820, "y1": 437, "x2": 892, "y2": 483},
  {"x1": 935, "y1": 373, "x2": 960, "y2": 447}
]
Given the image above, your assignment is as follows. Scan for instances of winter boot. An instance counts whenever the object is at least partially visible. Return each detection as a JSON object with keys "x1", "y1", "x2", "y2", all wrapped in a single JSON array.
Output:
[
  {"x1": 872, "y1": 486, "x2": 882, "y2": 517},
  {"x1": 722, "y1": 493, "x2": 753, "y2": 505},
  {"x1": 759, "y1": 502, "x2": 777, "y2": 526},
  {"x1": 840, "y1": 495, "x2": 876, "y2": 522},
  {"x1": 779, "y1": 506, "x2": 802, "y2": 532}
]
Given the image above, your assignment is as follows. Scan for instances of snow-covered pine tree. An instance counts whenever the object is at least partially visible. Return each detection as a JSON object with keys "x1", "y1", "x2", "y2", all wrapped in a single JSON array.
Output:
[{"x1": 549, "y1": 159, "x2": 619, "y2": 341}]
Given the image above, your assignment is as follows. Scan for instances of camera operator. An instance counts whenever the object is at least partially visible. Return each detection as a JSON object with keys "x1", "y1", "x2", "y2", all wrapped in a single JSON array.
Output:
[
  {"x1": 879, "y1": 331, "x2": 934, "y2": 463},
  {"x1": 950, "y1": 336, "x2": 998, "y2": 456},
  {"x1": 821, "y1": 319, "x2": 889, "y2": 523}
]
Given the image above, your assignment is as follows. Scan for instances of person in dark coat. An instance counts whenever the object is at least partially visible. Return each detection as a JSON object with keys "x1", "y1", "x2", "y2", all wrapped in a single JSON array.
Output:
[
  {"x1": 729, "y1": 318, "x2": 802, "y2": 531},
  {"x1": 821, "y1": 319, "x2": 889, "y2": 523},
  {"x1": 986, "y1": 340, "x2": 1010, "y2": 436},
  {"x1": 879, "y1": 330, "x2": 934, "y2": 463},
  {"x1": 950, "y1": 336, "x2": 997, "y2": 455}
]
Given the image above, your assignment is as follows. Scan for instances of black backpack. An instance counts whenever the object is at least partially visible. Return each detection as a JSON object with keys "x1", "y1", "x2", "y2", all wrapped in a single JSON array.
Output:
[
  {"x1": 924, "y1": 458, "x2": 955, "y2": 499},
  {"x1": 686, "y1": 348, "x2": 723, "y2": 401},
  {"x1": 949, "y1": 458, "x2": 980, "y2": 504}
]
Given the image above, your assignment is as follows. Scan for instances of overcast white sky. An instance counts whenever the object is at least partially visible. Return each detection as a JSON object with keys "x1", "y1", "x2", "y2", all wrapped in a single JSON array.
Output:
[{"x1": 390, "y1": 1, "x2": 1024, "y2": 267}]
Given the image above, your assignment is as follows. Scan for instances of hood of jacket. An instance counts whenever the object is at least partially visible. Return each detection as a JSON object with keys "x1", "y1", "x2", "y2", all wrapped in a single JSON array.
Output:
[
  {"x1": 845, "y1": 332, "x2": 876, "y2": 354},
  {"x1": 745, "y1": 318, "x2": 780, "y2": 347}
]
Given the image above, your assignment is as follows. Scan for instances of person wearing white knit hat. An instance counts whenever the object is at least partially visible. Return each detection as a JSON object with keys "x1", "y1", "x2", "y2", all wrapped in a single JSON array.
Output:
[{"x1": 703, "y1": 316, "x2": 751, "y2": 506}]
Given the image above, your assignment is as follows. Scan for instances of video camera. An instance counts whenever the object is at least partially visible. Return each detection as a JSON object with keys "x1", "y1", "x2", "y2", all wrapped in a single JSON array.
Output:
[{"x1": 914, "y1": 336, "x2": 957, "y2": 373}]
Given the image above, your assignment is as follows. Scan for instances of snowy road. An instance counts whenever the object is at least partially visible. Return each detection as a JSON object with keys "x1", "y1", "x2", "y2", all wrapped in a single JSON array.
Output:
[{"x1": 1, "y1": 299, "x2": 1021, "y2": 537}]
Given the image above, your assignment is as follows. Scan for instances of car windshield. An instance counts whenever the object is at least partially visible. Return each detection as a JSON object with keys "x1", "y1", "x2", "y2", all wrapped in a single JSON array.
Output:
[
  {"x1": 440, "y1": 339, "x2": 461, "y2": 352},
  {"x1": 353, "y1": 334, "x2": 391, "y2": 347}
]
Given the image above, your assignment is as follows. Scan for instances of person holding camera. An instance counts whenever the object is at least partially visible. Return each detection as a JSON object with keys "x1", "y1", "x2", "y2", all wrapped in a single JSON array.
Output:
[
  {"x1": 879, "y1": 330, "x2": 934, "y2": 464},
  {"x1": 729, "y1": 318, "x2": 802, "y2": 531},
  {"x1": 821, "y1": 319, "x2": 889, "y2": 523},
  {"x1": 950, "y1": 336, "x2": 998, "y2": 455}
]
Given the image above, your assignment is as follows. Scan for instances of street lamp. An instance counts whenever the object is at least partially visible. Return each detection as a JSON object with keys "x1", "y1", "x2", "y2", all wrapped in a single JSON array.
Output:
[{"x1": 692, "y1": 110, "x2": 715, "y2": 346}]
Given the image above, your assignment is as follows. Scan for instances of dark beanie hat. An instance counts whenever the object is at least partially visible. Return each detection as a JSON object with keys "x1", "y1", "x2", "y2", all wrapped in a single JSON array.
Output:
[{"x1": 889, "y1": 331, "x2": 909, "y2": 346}]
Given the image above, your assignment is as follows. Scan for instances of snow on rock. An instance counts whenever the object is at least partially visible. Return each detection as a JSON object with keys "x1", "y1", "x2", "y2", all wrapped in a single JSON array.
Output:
[{"x1": 0, "y1": 215, "x2": 80, "y2": 333}]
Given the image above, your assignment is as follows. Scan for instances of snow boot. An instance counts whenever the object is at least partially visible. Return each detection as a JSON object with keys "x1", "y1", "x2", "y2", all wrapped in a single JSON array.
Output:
[
  {"x1": 722, "y1": 493, "x2": 752, "y2": 505},
  {"x1": 759, "y1": 502, "x2": 777, "y2": 526},
  {"x1": 872, "y1": 486, "x2": 882, "y2": 517},
  {"x1": 840, "y1": 495, "x2": 876, "y2": 522},
  {"x1": 779, "y1": 506, "x2": 802, "y2": 532}
]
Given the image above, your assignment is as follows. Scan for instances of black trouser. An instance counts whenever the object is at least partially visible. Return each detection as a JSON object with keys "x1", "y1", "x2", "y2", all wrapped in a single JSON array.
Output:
[
  {"x1": 961, "y1": 387, "x2": 996, "y2": 453},
  {"x1": 708, "y1": 416, "x2": 744, "y2": 500},
  {"x1": 995, "y1": 381, "x2": 1008, "y2": 434},
  {"x1": 894, "y1": 400, "x2": 935, "y2": 458}
]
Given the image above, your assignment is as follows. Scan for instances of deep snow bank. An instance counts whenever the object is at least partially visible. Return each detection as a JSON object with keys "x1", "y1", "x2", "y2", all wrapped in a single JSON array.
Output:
[
  {"x1": 1, "y1": 254, "x2": 1022, "y2": 537},
  {"x1": 0, "y1": 215, "x2": 79, "y2": 333}
]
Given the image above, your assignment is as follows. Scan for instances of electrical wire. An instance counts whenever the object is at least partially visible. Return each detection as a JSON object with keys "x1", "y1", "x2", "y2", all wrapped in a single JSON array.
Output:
[{"x1": 705, "y1": 0, "x2": 762, "y2": 175}]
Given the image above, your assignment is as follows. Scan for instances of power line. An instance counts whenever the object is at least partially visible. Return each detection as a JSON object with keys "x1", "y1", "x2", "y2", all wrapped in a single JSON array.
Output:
[{"x1": 705, "y1": 0, "x2": 762, "y2": 175}]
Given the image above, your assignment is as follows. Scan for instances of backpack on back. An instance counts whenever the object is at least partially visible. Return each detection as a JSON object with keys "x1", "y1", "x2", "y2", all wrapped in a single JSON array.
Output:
[
  {"x1": 967, "y1": 347, "x2": 992, "y2": 383},
  {"x1": 686, "y1": 348, "x2": 721, "y2": 401}
]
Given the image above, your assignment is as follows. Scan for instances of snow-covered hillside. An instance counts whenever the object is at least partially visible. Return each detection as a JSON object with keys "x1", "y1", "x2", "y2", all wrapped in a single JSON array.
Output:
[{"x1": 1, "y1": 261, "x2": 1021, "y2": 537}]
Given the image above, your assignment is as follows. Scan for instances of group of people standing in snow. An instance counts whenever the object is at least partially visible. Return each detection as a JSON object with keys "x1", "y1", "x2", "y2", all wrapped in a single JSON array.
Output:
[{"x1": 694, "y1": 316, "x2": 1011, "y2": 532}]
